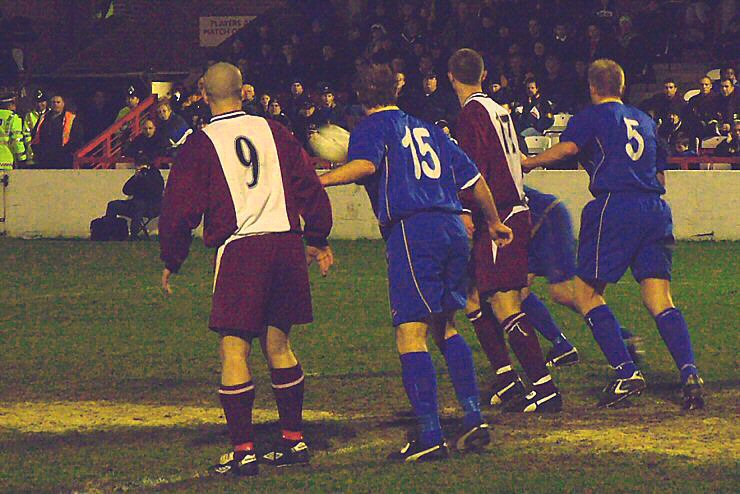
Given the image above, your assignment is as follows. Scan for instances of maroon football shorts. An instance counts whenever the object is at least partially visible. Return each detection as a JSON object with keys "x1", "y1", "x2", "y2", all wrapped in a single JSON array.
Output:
[
  {"x1": 470, "y1": 208, "x2": 531, "y2": 297},
  {"x1": 209, "y1": 232, "x2": 313, "y2": 338}
]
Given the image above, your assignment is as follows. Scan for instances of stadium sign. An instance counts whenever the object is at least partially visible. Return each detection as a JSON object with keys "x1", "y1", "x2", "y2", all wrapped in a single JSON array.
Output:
[{"x1": 199, "y1": 16, "x2": 255, "y2": 47}]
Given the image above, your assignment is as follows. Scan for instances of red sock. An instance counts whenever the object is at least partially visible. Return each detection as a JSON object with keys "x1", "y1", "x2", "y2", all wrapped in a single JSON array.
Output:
[
  {"x1": 218, "y1": 382, "x2": 256, "y2": 448},
  {"x1": 271, "y1": 364, "x2": 305, "y2": 440},
  {"x1": 503, "y1": 312, "x2": 557, "y2": 394},
  {"x1": 468, "y1": 306, "x2": 516, "y2": 384}
]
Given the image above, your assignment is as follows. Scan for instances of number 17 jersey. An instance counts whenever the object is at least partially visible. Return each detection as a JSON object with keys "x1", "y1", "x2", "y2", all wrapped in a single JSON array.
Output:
[{"x1": 347, "y1": 108, "x2": 481, "y2": 228}]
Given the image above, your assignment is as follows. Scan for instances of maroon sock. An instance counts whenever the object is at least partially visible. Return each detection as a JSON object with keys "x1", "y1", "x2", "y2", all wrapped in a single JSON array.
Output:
[
  {"x1": 271, "y1": 363, "x2": 305, "y2": 439},
  {"x1": 218, "y1": 382, "x2": 256, "y2": 448},
  {"x1": 467, "y1": 306, "x2": 516, "y2": 384},
  {"x1": 503, "y1": 312, "x2": 557, "y2": 394}
]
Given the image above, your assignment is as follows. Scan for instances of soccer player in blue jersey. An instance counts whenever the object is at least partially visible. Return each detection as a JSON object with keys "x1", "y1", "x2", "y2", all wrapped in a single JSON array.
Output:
[
  {"x1": 523, "y1": 59, "x2": 704, "y2": 410},
  {"x1": 522, "y1": 185, "x2": 642, "y2": 368},
  {"x1": 320, "y1": 64, "x2": 514, "y2": 461}
]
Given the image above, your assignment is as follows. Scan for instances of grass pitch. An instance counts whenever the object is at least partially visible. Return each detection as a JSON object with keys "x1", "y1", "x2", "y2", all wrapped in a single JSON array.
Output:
[{"x1": 1, "y1": 238, "x2": 738, "y2": 493}]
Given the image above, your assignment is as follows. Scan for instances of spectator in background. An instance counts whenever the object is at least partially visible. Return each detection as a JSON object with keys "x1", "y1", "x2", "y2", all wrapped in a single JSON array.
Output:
[
  {"x1": 33, "y1": 93, "x2": 84, "y2": 169},
  {"x1": 670, "y1": 132, "x2": 697, "y2": 158},
  {"x1": 122, "y1": 118, "x2": 165, "y2": 165},
  {"x1": 82, "y1": 89, "x2": 116, "y2": 141},
  {"x1": 116, "y1": 86, "x2": 140, "y2": 121},
  {"x1": 285, "y1": 79, "x2": 308, "y2": 122},
  {"x1": 642, "y1": 79, "x2": 686, "y2": 125},
  {"x1": 687, "y1": 77, "x2": 721, "y2": 137},
  {"x1": 105, "y1": 163, "x2": 164, "y2": 239},
  {"x1": 659, "y1": 111, "x2": 689, "y2": 150},
  {"x1": 395, "y1": 71, "x2": 414, "y2": 113},
  {"x1": 713, "y1": 67, "x2": 737, "y2": 93},
  {"x1": 585, "y1": 24, "x2": 617, "y2": 61},
  {"x1": 550, "y1": 22, "x2": 577, "y2": 61},
  {"x1": 315, "y1": 86, "x2": 346, "y2": 129},
  {"x1": 293, "y1": 99, "x2": 320, "y2": 147},
  {"x1": 572, "y1": 59, "x2": 591, "y2": 111},
  {"x1": 717, "y1": 78, "x2": 738, "y2": 135},
  {"x1": 258, "y1": 92, "x2": 271, "y2": 117},
  {"x1": 22, "y1": 89, "x2": 47, "y2": 165},
  {"x1": 515, "y1": 78, "x2": 554, "y2": 137},
  {"x1": 616, "y1": 15, "x2": 647, "y2": 82},
  {"x1": 266, "y1": 98, "x2": 292, "y2": 130},
  {"x1": 156, "y1": 100, "x2": 192, "y2": 155},
  {"x1": 313, "y1": 44, "x2": 343, "y2": 89},
  {"x1": 715, "y1": 121, "x2": 740, "y2": 158},
  {"x1": 530, "y1": 41, "x2": 547, "y2": 79},
  {"x1": 486, "y1": 73, "x2": 514, "y2": 107},
  {"x1": 276, "y1": 41, "x2": 305, "y2": 89},
  {"x1": 241, "y1": 84, "x2": 259, "y2": 115},
  {"x1": 409, "y1": 71, "x2": 457, "y2": 125},
  {"x1": 540, "y1": 55, "x2": 574, "y2": 112}
]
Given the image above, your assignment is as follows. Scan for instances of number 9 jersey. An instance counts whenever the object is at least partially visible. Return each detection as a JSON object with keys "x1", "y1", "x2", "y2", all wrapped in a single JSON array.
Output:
[
  {"x1": 559, "y1": 102, "x2": 667, "y2": 197},
  {"x1": 346, "y1": 108, "x2": 481, "y2": 229}
]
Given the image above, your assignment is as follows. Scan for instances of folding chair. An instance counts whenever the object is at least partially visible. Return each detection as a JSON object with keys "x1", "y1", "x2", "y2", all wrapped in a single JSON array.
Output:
[
  {"x1": 706, "y1": 68, "x2": 721, "y2": 81},
  {"x1": 545, "y1": 113, "x2": 573, "y2": 134},
  {"x1": 700, "y1": 136, "x2": 728, "y2": 155}
]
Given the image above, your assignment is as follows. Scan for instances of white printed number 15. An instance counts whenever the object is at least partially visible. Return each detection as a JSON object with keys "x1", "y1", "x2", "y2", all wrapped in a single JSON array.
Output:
[
  {"x1": 401, "y1": 126, "x2": 441, "y2": 179},
  {"x1": 624, "y1": 117, "x2": 645, "y2": 161}
]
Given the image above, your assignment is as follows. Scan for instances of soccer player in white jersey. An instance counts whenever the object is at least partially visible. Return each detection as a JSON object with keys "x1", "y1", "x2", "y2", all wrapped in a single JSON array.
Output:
[{"x1": 159, "y1": 63, "x2": 334, "y2": 476}]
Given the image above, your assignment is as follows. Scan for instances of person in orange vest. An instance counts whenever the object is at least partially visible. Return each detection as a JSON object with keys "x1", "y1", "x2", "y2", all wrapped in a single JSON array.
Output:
[{"x1": 32, "y1": 93, "x2": 84, "y2": 169}]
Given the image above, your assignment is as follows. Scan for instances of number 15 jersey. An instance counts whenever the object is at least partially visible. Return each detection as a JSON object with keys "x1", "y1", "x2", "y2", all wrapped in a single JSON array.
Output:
[
  {"x1": 559, "y1": 101, "x2": 667, "y2": 197},
  {"x1": 347, "y1": 108, "x2": 481, "y2": 229}
]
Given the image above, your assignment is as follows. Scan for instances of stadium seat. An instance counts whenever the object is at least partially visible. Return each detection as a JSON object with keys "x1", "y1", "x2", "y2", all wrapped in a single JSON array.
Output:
[
  {"x1": 706, "y1": 68, "x2": 721, "y2": 80},
  {"x1": 683, "y1": 89, "x2": 700, "y2": 102},
  {"x1": 524, "y1": 135, "x2": 551, "y2": 155},
  {"x1": 549, "y1": 133, "x2": 560, "y2": 146},
  {"x1": 700, "y1": 136, "x2": 728, "y2": 155},
  {"x1": 545, "y1": 113, "x2": 572, "y2": 134}
]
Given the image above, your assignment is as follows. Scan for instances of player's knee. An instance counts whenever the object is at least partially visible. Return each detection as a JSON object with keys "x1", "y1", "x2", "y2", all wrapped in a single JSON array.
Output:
[
  {"x1": 549, "y1": 282, "x2": 575, "y2": 307},
  {"x1": 396, "y1": 324, "x2": 428, "y2": 354},
  {"x1": 640, "y1": 278, "x2": 674, "y2": 316},
  {"x1": 489, "y1": 291, "x2": 521, "y2": 321}
]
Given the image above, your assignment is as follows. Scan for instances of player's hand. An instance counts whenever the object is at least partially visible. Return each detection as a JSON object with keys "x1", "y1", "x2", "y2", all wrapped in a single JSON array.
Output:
[
  {"x1": 306, "y1": 245, "x2": 334, "y2": 277},
  {"x1": 161, "y1": 268, "x2": 173, "y2": 296},
  {"x1": 488, "y1": 221, "x2": 513, "y2": 248},
  {"x1": 461, "y1": 212, "x2": 475, "y2": 239}
]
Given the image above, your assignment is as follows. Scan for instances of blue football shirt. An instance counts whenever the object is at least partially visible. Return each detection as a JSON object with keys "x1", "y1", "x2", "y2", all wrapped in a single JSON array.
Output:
[
  {"x1": 560, "y1": 102, "x2": 667, "y2": 196},
  {"x1": 347, "y1": 109, "x2": 481, "y2": 227}
]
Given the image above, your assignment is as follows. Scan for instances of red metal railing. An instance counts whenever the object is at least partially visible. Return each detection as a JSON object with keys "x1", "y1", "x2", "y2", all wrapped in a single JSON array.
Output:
[
  {"x1": 667, "y1": 156, "x2": 739, "y2": 169},
  {"x1": 73, "y1": 94, "x2": 158, "y2": 169}
]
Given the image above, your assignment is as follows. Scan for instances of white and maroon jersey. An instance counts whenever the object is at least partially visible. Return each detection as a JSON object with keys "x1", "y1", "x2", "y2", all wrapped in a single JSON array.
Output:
[
  {"x1": 159, "y1": 110, "x2": 332, "y2": 273},
  {"x1": 456, "y1": 93, "x2": 526, "y2": 218}
]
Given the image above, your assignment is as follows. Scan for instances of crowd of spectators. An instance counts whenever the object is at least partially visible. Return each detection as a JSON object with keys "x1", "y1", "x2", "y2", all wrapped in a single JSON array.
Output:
[{"x1": 4, "y1": 0, "x2": 738, "y2": 168}]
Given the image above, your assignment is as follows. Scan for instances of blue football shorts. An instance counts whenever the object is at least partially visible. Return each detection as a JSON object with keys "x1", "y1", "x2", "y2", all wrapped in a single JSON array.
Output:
[
  {"x1": 385, "y1": 212, "x2": 469, "y2": 326},
  {"x1": 528, "y1": 200, "x2": 577, "y2": 284},
  {"x1": 577, "y1": 192, "x2": 674, "y2": 284}
]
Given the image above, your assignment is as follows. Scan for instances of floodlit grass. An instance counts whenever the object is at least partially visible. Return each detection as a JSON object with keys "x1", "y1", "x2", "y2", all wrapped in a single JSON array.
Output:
[{"x1": 1, "y1": 239, "x2": 738, "y2": 493}]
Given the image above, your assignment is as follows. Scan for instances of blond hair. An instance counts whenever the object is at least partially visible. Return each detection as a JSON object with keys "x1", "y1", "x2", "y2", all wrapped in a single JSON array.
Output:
[{"x1": 588, "y1": 59, "x2": 625, "y2": 98}]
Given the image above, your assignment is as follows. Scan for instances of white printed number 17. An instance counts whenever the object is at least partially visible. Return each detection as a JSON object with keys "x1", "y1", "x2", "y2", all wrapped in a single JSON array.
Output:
[
  {"x1": 401, "y1": 126, "x2": 441, "y2": 179},
  {"x1": 624, "y1": 117, "x2": 645, "y2": 161}
]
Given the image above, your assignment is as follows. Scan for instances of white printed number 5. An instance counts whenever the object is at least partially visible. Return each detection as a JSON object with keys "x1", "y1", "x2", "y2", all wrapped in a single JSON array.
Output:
[
  {"x1": 624, "y1": 117, "x2": 644, "y2": 161},
  {"x1": 401, "y1": 126, "x2": 441, "y2": 179}
]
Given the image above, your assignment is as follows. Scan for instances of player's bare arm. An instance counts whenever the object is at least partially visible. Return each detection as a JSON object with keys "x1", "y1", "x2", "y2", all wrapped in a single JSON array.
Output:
[
  {"x1": 469, "y1": 177, "x2": 514, "y2": 247},
  {"x1": 522, "y1": 141, "x2": 579, "y2": 170},
  {"x1": 319, "y1": 159, "x2": 376, "y2": 187},
  {"x1": 657, "y1": 171, "x2": 666, "y2": 187}
]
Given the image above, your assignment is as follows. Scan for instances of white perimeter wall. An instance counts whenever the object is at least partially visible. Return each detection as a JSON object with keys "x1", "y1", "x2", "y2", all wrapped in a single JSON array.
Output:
[{"x1": 1, "y1": 170, "x2": 738, "y2": 240}]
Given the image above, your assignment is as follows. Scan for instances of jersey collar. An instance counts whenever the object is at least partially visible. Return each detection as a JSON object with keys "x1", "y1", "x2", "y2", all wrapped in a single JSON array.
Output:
[
  {"x1": 210, "y1": 110, "x2": 246, "y2": 123},
  {"x1": 463, "y1": 92, "x2": 487, "y2": 107}
]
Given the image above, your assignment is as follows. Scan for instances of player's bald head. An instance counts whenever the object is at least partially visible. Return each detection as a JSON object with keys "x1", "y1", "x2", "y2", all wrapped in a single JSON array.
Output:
[{"x1": 203, "y1": 62, "x2": 243, "y2": 104}]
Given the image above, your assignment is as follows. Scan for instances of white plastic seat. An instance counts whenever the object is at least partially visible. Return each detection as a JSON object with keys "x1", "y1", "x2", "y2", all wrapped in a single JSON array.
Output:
[
  {"x1": 524, "y1": 135, "x2": 551, "y2": 155},
  {"x1": 706, "y1": 68, "x2": 721, "y2": 80},
  {"x1": 545, "y1": 113, "x2": 573, "y2": 133},
  {"x1": 701, "y1": 136, "x2": 727, "y2": 150},
  {"x1": 683, "y1": 89, "x2": 700, "y2": 102}
]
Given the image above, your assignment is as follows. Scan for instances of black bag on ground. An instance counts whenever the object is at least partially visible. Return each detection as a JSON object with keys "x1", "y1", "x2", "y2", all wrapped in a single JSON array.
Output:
[{"x1": 90, "y1": 216, "x2": 129, "y2": 241}]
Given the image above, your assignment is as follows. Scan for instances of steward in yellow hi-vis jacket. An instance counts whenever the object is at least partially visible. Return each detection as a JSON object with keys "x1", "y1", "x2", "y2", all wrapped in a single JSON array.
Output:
[
  {"x1": 0, "y1": 92, "x2": 26, "y2": 170},
  {"x1": 22, "y1": 89, "x2": 48, "y2": 165}
]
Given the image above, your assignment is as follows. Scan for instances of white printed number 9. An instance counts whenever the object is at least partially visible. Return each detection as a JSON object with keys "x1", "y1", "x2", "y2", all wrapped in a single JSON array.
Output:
[
  {"x1": 624, "y1": 117, "x2": 644, "y2": 161},
  {"x1": 401, "y1": 126, "x2": 441, "y2": 179}
]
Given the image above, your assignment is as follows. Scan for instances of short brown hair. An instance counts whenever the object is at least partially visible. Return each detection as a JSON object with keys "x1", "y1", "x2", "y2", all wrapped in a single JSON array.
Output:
[
  {"x1": 448, "y1": 48, "x2": 484, "y2": 85},
  {"x1": 353, "y1": 64, "x2": 398, "y2": 108},
  {"x1": 588, "y1": 59, "x2": 625, "y2": 98}
]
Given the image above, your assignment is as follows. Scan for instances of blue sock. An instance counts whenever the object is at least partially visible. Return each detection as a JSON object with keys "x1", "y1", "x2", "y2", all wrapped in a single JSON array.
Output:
[
  {"x1": 585, "y1": 305, "x2": 636, "y2": 379},
  {"x1": 655, "y1": 308, "x2": 698, "y2": 383},
  {"x1": 441, "y1": 334, "x2": 482, "y2": 429},
  {"x1": 522, "y1": 293, "x2": 572, "y2": 349},
  {"x1": 400, "y1": 352, "x2": 443, "y2": 447},
  {"x1": 620, "y1": 327, "x2": 633, "y2": 340}
]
